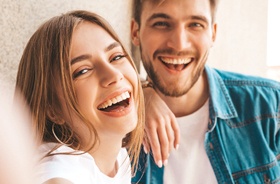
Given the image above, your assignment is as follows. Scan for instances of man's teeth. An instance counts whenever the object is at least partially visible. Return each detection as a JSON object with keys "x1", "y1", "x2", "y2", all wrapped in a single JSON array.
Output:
[
  {"x1": 161, "y1": 57, "x2": 192, "y2": 64},
  {"x1": 99, "y1": 91, "x2": 130, "y2": 109}
]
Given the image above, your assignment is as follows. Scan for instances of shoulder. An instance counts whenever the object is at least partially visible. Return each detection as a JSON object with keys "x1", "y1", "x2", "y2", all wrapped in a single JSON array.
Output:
[
  {"x1": 37, "y1": 143, "x2": 95, "y2": 184},
  {"x1": 43, "y1": 178, "x2": 73, "y2": 184},
  {"x1": 213, "y1": 68, "x2": 280, "y2": 88}
]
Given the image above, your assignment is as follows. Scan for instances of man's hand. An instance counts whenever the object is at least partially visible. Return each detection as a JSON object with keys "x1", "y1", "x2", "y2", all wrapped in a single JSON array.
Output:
[{"x1": 143, "y1": 87, "x2": 180, "y2": 168}]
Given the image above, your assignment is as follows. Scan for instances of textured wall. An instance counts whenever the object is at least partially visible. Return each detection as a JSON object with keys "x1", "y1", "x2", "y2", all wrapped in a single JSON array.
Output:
[
  {"x1": 0, "y1": 0, "x2": 132, "y2": 100},
  {"x1": 208, "y1": 0, "x2": 268, "y2": 77}
]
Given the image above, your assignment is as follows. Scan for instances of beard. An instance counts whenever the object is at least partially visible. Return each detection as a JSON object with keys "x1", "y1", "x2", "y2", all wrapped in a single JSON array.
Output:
[{"x1": 140, "y1": 46, "x2": 207, "y2": 97}]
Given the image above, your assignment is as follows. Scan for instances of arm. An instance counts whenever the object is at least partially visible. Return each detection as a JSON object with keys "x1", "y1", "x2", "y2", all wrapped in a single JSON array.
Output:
[{"x1": 142, "y1": 86, "x2": 180, "y2": 168}]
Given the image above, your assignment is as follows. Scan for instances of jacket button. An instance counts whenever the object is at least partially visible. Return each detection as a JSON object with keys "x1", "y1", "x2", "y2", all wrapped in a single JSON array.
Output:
[{"x1": 209, "y1": 142, "x2": 214, "y2": 150}]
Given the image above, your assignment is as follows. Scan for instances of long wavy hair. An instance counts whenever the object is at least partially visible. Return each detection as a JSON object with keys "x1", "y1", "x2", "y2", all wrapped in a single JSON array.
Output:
[{"x1": 15, "y1": 10, "x2": 144, "y2": 172}]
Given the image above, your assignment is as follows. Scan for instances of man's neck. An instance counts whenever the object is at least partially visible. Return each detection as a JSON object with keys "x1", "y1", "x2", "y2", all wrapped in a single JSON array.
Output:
[{"x1": 158, "y1": 72, "x2": 209, "y2": 117}]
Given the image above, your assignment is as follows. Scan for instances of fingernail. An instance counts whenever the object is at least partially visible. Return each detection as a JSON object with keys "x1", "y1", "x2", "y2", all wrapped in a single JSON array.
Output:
[
  {"x1": 157, "y1": 160, "x2": 163, "y2": 168},
  {"x1": 163, "y1": 159, "x2": 168, "y2": 166},
  {"x1": 175, "y1": 144, "x2": 179, "y2": 150},
  {"x1": 143, "y1": 146, "x2": 148, "y2": 154}
]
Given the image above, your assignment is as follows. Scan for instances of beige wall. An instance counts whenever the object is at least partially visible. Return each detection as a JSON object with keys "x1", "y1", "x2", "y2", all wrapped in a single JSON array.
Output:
[
  {"x1": 0, "y1": 0, "x2": 273, "y2": 100},
  {"x1": 208, "y1": 0, "x2": 268, "y2": 77},
  {"x1": 0, "y1": 0, "x2": 132, "y2": 99}
]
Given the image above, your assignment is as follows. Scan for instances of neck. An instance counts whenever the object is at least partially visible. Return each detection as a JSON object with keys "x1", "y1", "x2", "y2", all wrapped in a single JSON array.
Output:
[
  {"x1": 88, "y1": 135, "x2": 123, "y2": 177},
  {"x1": 158, "y1": 71, "x2": 209, "y2": 117}
]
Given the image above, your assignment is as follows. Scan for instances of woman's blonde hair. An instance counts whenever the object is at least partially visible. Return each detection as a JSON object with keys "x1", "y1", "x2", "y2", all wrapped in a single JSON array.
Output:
[{"x1": 16, "y1": 10, "x2": 144, "y2": 172}]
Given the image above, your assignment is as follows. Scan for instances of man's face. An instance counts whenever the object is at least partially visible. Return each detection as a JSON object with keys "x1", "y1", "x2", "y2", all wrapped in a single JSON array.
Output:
[{"x1": 131, "y1": 0, "x2": 216, "y2": 97}]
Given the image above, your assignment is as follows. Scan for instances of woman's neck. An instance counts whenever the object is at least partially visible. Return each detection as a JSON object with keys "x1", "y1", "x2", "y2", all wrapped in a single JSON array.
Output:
[{"x1": 88, "y1": 136, "x2": 123, "y2": 177}]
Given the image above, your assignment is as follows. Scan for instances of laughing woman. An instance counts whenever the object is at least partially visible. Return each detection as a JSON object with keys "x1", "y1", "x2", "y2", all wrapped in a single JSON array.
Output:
[{"x1": 15, "y1": 10, "x2": 144, "y2": 184}]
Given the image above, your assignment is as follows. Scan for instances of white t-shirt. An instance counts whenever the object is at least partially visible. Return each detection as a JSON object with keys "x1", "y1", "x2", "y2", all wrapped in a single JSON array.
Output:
[
  {"x1": 164, "y1": 99, "x2": 217, "y2": 184},
  {"x1": 36, "y1": 143, "x2": 131, "y2": 184}
]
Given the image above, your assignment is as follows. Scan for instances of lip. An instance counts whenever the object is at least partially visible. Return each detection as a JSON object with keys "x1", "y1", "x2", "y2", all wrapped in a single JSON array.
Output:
[
  {"x1": 158, "y1": 56, "x2": 194, "y2": 72},
  {"x1": 97, "y1": 89, "x2": 134, "y2": 117},
  {"x1": 159, "y1": 56, "x2": 193, "y2": 65}
]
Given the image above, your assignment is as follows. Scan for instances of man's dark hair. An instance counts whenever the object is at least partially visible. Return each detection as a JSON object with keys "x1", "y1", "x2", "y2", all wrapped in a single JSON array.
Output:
[{"x1": 132, "y1": 0, "x2": 219, "y2": 25}]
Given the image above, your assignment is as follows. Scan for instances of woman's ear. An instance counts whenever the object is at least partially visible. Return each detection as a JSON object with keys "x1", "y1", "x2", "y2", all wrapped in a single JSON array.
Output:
[
  {"x1": 131, "y1": 19, "x2": 140, "y2": 46},
  {"x1": 46, "y1": 107, "x2": 64, "y2": 125}
]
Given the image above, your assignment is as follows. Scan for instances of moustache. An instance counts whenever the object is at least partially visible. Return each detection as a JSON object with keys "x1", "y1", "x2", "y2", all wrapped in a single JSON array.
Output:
[{"x1": 153, "y1": 48, "x2": 197, "y2": 60}]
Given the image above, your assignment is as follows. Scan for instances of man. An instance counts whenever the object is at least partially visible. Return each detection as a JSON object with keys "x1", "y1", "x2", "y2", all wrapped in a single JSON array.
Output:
[{"x1": 130, "y1": 0, "x2": 280, "y2": 183}]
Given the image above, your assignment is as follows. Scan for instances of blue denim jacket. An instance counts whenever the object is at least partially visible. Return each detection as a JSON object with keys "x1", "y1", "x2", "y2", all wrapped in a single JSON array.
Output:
[{"x1": 132, "y1": 66, "x2": 280, "y2": 184}]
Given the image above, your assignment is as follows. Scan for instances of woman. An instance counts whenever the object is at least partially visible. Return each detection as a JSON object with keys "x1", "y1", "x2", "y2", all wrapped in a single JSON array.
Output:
[{"x1": 15, "y1": 10, "x2": 144, "y2": 184}]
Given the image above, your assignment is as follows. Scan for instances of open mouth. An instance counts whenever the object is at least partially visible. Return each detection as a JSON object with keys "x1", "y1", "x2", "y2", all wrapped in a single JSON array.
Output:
[
  {"x1": 159, "y1": 56, "x2": 193, "y2": 71},
  {"x1": 98, "y1": 91, "x2": 130, "y2": 112}
]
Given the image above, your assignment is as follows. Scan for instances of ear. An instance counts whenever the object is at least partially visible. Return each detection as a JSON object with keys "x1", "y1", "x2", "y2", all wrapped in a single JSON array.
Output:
[
  {"x1": 211, "y1": 23, "x2": 217, "y2": 43},
  {"x1": 47, "y1": 107, "x2": 64, "y2": 125},
  {"x1": 131, "y1": 19, "x2": 140, "y2": 46}
]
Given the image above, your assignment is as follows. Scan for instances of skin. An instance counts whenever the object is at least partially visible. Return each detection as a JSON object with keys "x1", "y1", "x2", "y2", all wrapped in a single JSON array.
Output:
[
  {"x1": 131, "y1": 0, "x2": 216, "y2": 167},
  {"x1": 46, "y1": 21, "x2": 139, "y2": 183}
]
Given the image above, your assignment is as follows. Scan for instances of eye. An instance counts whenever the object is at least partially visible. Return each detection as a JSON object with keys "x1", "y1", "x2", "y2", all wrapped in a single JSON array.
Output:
[
  {"x1": 189, "y1": 22, "x2": 204, "y2": 29},
  {"x1": 152, "y1": 21, "x2": 170, "y2": 29},
  {"x1": 72, "y1": 68, "x2": 92, "y2": 79},
  {"x1": 110, "y1": 54, "x2": 127, "y2": 62}
]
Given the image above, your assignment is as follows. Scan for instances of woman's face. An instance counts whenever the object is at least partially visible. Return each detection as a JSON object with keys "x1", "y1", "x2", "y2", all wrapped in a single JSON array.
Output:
[{"x1": 66, "y1": 21, "x2": 138, "y2": 144}]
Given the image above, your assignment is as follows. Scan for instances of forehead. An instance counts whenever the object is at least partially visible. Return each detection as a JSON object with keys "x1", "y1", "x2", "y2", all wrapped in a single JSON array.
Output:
[
  {"x1": 71, "y1": 21, "x2": 115, "y2": 50},
  {"x1": 141, "y1": 0, "x2": 212, "y2": 22}
]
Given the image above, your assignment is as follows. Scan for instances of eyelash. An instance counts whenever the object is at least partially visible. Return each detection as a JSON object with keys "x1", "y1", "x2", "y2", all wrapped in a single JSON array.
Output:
[
  {"x1": 72, "y1": 68, "x2": 92, "y2": 79},
  {"x1": 110, "y1": 54, "x2": 127, "y2": 62},
  {"x1": 152, "y1": 22, "x2": 170, "y2": 28},
  {"x1": 72, "y1": 54, "x2": 127, "y2": 79},
  {"x1": 190, "y1": 23, "x2": 204, "y2": 28}
]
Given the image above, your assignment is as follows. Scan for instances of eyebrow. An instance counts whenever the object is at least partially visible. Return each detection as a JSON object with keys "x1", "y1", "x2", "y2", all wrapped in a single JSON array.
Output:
[
  {"x1": 147, "y1": 13, "x2": 171, "y2": 22},
  {"x1": 190, "y1": 15, "x2": 209, "y2": 24},
  {"x1": 70, "y1": 41, "x2": 122, "y2": 65},
  {"x1": 147, "y1": 13, "x2": 209, "y2": 25}
]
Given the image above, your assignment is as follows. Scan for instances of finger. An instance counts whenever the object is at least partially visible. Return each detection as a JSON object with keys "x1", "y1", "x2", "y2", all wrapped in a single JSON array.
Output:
[
  {"x1": 146, "y1": 122, "x2": 163, "y2": 168},
  {"x1": 142, "y1": 133, "x2": 150, "y2": 154},
  {"x1": 170, "y1": 114, "x2": 180, "y2": 150},
  {"x1": 156, "y1": 121, "x2": 170, "y2": 167},
  {"x1": 165, "y1": 116, "x2": 174, "y2": 153}
]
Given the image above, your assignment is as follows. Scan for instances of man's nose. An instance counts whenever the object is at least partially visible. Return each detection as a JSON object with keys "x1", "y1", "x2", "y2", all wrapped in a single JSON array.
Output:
[{"x1": 167, "y1": 25, "x2": 192, "y2": 51}]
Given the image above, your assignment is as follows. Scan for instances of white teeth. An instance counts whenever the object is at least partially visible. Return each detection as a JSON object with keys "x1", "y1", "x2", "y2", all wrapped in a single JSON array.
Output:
[
  {"x1": 99, "y1": 91, "x2": 130, "y2": 109},
  {"x1": 161, "y1": 57, "x2": 192, "y2": 64}
]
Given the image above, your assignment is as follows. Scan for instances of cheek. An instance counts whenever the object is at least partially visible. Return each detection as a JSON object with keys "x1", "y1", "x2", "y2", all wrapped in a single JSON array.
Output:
[
  {"x1": 126, "y1": 65, "x2": 138, "y2": 85},
  {"x1": 74, "y1": 81, "x2": 98, "y2": 113}
]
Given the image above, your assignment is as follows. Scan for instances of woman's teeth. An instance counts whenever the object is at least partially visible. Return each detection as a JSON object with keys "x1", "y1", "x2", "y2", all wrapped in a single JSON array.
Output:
[{"x1": 98, "y1": 91, "x2": 130, "y2": 109}]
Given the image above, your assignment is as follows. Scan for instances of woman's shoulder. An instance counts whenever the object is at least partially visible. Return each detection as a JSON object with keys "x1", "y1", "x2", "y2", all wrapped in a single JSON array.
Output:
[{"x1": 36, "y1": 143, "x2": 96, "y2": 184}]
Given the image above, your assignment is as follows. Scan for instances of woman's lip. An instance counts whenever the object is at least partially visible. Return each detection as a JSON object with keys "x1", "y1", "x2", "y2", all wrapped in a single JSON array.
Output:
[
  {"x1": 98, "y1": 97, "x2": 134, "y2": 118},
  {"x1": 97, "y1": 88, "x2": 131, "y2": 108}
]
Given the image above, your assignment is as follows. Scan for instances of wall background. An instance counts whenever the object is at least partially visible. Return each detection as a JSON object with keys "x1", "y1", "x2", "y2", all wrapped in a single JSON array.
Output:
[
  {"x1": 0, "y1": 0, "x2": 275, "y2": 101},
  {"x1": 0, "y1": 0, "x2": 132, "y2": 100},
  {"x1": 208, "y1": 0, "x2": 268, "y2": 77}
]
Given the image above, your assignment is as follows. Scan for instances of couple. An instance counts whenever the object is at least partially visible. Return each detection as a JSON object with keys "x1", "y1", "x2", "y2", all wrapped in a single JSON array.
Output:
[{"x1": 16, "y1": 0, "x2": 280, "y2": 183}]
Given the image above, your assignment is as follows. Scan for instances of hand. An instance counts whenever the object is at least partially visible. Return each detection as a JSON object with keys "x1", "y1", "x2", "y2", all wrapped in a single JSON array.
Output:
[{"x1": 143, "y1": 87, "x2": 180, "y2": 168}]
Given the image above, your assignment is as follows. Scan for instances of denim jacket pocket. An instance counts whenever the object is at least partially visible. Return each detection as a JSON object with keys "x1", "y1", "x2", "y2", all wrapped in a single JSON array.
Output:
[{"x1": 233, "y1": 161, "x2": 280, "y2": 184}]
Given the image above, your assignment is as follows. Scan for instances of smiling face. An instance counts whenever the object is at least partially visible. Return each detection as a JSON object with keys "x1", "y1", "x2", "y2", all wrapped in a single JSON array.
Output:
[
  {"x1": 131, "y1": 0, "x2": 216, "y2": 97},
  {"x1": 66, "y1": 21, "x2": 138, "y2": 145}
]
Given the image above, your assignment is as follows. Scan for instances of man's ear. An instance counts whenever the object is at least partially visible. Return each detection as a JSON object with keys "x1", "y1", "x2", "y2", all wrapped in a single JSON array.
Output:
[
  {"x1": 131, "y1": 19, "x2": 140, "y2": 46},
  {"x1": 212, "y1": 23, "x2": 217, "y2": 43},
  {"x1": 46, "y1": 107, "x2": 64, "y2": 125}
]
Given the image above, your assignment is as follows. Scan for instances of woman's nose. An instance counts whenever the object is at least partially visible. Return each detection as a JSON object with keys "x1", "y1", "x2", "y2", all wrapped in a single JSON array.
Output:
[{"x1": 99, "y1": 63, "x2": 124, "y2": 87}]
